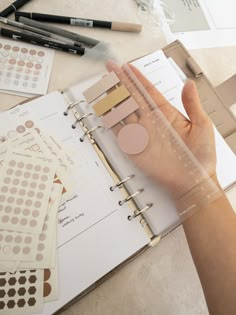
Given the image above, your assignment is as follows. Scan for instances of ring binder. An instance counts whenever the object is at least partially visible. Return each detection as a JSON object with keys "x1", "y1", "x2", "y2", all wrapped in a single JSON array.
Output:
[
  {"x1": 128, "y1": 203, "x2": 153, "y2": 221},
  {"x1": 63, "y1": 100, "x2": 86, "y2": 116},
  {"x1": 79, "y1": 125, "x2": 103, "y2": 142},
  {"x1": 72, "y1": 112, "x2": 94, "y2": 129},
  {"x1": 118, "y1": 189, "x2": 144, "y2": 206},
  {"x1": 110, "y1": 175, "x2": 135, "y2": 191}
]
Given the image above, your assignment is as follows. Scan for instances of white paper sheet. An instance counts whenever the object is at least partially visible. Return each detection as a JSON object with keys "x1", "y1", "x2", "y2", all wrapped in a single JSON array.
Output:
[{"x1": 158, "y1": 0, "x2": 236, "y2": 48}]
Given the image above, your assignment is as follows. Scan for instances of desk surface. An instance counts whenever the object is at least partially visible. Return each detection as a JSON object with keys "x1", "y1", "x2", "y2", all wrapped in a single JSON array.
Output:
[{"x1": 1, "y1": 1, "x2": 236, "y2": 314}]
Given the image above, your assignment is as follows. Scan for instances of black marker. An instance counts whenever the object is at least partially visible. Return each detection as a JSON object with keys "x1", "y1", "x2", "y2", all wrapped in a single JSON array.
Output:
[
  {"x1": 15, "y1": 12, "x2": 142, "y2": 33},
  {"x1": 0, "y1": 27, "x2": 85, "y2": 55},
  {"x1": 0, "y1": 0, "x2": 31, "y2": 17},
  {"x1": 19, "y1": 17, "x2": 100, "y2": 47}
]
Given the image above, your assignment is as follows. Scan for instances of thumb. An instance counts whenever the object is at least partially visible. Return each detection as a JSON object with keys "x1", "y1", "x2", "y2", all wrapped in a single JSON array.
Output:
[{"x1": 182, "y1": 80, "x2": 207, "y2": 125}]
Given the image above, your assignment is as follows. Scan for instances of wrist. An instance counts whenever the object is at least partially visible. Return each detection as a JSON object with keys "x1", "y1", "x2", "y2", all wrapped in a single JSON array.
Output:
[{"x1": 173, "y1": 172, "x2": 222, "y2": 219}]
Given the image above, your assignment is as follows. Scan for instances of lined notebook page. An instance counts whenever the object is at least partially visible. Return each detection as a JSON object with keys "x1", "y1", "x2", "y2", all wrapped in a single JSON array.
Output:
[
  {"x1": 1, "y1": 93, "x2": 149, "y2": 315},
  {"x1": 68, "y1": 50, "x2": 236, "y2": 236}
]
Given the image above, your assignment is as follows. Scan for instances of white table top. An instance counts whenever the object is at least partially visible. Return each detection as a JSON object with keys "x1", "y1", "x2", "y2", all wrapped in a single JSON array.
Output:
[{"x1": 0, "y1": 1, "x2": 236, "y2": 314}]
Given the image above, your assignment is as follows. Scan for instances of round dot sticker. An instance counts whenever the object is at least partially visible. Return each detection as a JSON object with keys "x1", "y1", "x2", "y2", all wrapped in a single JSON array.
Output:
[
  {"x1": 1, "y1": 186, "x2": 8, "y2": 193},
  {"x1": 36, "y1": 253, "x2": 43, "y2": 261},
  {"x1": 34, "y1": 201, "x2": 41, "y2": 208},
  {"x1": 24, "y1": 172, "x2": 31, "y2": 179},
  {"x1": 11, "y1": 217, "x2": 19, "y2": 225},
  {"x1": 36, "y1": 192, "x2": 44, "y2": 199},
  {"x1": 26, "y1": 163, "x2": 33, "y2": 170},
  {"x1": 0, "y1": 195, "x2": 6, "y2": 202},
  {"x1": 39, "y1": 184, "x2": 46, "y2": 190},
  {"x1": 5, "y1": 206, "x2": 12, "y2": 213},
  {"x1": 41, "y1": 175, "x2": 48, "y2": 182},
  {"x1": 40, "y1": 233, "x2": 46, "y2": 241},
  {"x1": 15, "y1": 170, "x2": 22, "y2": 177},
  {"x1": 25, "y1": 200, "x2": 32, "y2": 207},
  {"x1": 6, "y1": 169, "x2": 13, "y2": 175},
  {"x1": 13, "y1": 178, "x2": 20, "y2": 185},
  {"x1": 32, "y1": 210, "x2": 39, "y2": 218},
  {"x1": 14, "y1": 207, "x2": 21, "y2": 215},
  {"x1": 7, "y1": 196, "x2": 14, "y2": 203},
  {"x1": 2, "y1": 215, "x2": 9, "y2": 223},
  {"x1": 32, "y1": 173, "x2": 39, "y2": 180},
  {"x1": 19, "y1": 189, "x2": 26, "y2": 196},
  {"x1": 117, "y1": 124, "x2": 149, "y2": 155},
  {"x1": 30, "y1": 182, "x2": 37, "y2": 189},
  {"x1": 17, "y1": 162, "x2": 24, "y2": 168},
  {"x1": 43, "y1": 167, "x2": 50, "y2": 173},
  {"x1": 30, "y1": 220, "x2": 37, "y2": 227},
  {"x1": 15, "y1": 235, "x2": 22, "y2": 243},
  {"x1": 5, "y1": 235, "x2": 13, "y2": 243},
  {"x1": 21, "y1": 180, "x2": 28, "y2": 187},
  {"x1": 27, "y1": 190, "x2": 34, "y2": 197},
  {"x1": 38, "y1": 243, "x2": 45, "y2": 251},
  {"x1": 20, "y1": 218, "x2": 27, "y2": 226},
  {"x1": 25, "y1": 120, "x2": 34, "y2": 128},
  {"x1": 16, "y1": 125, "x2": 25, "y2": 133},
  {"x1": 23, "y1": 208, "x2": 30, "y2": 216},
  {"x1": 4, "y1": 177, "x2": 11, "y2": 184},
  {"x1": 34, "y1": 165, "x2": 41, "y2": 172},
  {"x1": 24, "y1": 236, "x2": 32, "y2": 244},
  {"x1": 13, "y1": 246, "x2": 20, "y2": 254},
  {"x1": 23, "y1": 247, "x2": 30, "y2": 254}
]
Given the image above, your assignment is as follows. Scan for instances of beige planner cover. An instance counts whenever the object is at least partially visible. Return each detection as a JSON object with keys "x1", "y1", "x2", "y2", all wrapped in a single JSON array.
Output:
[{"x1": 163, "y1": 40, "x2": 236, "y2": 154}]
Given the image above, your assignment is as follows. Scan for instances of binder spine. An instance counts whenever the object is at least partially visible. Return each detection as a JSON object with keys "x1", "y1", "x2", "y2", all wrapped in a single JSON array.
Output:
[{"x1": 61, "y1": 91, "x2": 153, "y2": 225}]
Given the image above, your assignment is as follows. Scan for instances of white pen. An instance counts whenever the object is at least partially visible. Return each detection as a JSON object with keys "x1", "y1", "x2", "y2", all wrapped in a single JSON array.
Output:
[{"x1": 0, "y1": 17, "x2": 82, "y2": 47}]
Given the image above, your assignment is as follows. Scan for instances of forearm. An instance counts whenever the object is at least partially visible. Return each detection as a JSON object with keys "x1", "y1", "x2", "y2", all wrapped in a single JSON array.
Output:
[{"x1": 180, "y1": 181, "x2": 236, "y2": 315}]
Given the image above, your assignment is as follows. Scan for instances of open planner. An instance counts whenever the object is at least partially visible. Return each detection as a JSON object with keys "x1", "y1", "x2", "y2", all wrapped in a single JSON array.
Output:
[{"x1": 0, "y1": 41, "x2": 236, "y2": 315}]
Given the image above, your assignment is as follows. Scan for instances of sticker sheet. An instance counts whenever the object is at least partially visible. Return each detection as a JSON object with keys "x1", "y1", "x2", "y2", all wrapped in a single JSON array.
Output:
[
  {"x1": 20, "y1": 184, "x2": 62, "y2": 269},
  {"x1": 0, "y1": 230, "x2": 39, "y2": 262},
  {"x1": 0, "y1": 150, "x2": 58, "y2": 234},
  {"x1": 0, "y1": 38, "x2": 54, "y2": 97},
  {"x1": 0, "y1": 269, "x2": 44, "y2": 315}
]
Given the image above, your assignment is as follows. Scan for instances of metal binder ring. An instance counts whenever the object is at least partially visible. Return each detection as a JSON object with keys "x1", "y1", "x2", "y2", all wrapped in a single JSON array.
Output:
[
  {"x1": 79, "y1": 126, "x2": 103, "y2": 142},
  {"x1": 127, "y1": 203, "x2": 153, "y2": 221},
  {"x1": 63, "y1": 100, "x2": 85, "y2": 116},
  {"x1": 118, "y1": 189, "x2": 144, "y2": 206},
  {"x1": 72, "y1": 112, "x2": 94, "y2": 129},
  {"x1": 110, "y1": 175, "x2": 135, "y2": 191}
]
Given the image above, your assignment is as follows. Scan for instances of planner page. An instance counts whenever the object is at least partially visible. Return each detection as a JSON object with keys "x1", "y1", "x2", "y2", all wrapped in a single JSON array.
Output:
[{"x1": 0, "y1": 92, "x2": 149, "y2": 315}]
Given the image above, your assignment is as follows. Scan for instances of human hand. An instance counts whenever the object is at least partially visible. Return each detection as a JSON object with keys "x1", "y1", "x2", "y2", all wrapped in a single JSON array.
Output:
[{"x1": 106, "y1": 61, "x2": 217, "y2": 199}]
